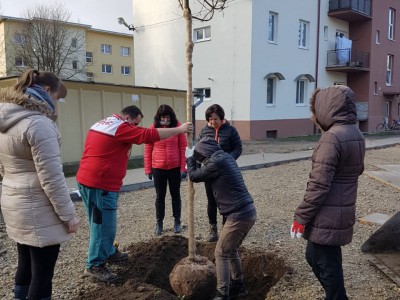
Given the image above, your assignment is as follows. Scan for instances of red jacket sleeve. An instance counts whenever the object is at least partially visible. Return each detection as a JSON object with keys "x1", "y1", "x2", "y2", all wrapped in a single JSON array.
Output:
[
  {"x1": 178, "y1": 130, "x2": 188, "y2": 172},
  {"x1": 115, "y1": 123, "x2": 160, "y2": 145},
  {"x1": 144, "y1": 124, "x2": 155, "y2": 174}
]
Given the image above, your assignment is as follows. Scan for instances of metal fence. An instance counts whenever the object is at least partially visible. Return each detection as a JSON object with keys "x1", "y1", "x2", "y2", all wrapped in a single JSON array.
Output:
[
  {"x1": 329, "y1": 0, "x2": 372, "y2": 15},
  {"x1": 326, "y1": 49, "x2": 370, "y2": 68}
]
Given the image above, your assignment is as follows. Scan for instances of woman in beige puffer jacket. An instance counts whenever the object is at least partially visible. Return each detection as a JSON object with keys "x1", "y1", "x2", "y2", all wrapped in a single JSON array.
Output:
[{"x1": 0, "y1": 69, "x2": 79, "y2": 300}]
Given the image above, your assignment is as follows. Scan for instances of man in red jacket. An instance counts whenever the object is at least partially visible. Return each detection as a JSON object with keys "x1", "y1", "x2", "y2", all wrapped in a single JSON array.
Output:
[{"x1": 77, "y1": 105, "x2": 192, "y2": 282}]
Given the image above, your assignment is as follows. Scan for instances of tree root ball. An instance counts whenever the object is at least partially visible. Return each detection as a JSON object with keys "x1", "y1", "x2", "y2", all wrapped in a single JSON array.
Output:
[{"x1": 169, "y1": 255, "x2": 216, "y2": 300}]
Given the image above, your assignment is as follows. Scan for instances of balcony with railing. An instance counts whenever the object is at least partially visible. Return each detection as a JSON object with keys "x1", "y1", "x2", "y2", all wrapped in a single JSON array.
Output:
[
  {"x1": 328, "y1": 0, "x2": 372, "y2": 22},
  {"x1": 326, "y1": 49, "x2": 370, "y2": 72}
]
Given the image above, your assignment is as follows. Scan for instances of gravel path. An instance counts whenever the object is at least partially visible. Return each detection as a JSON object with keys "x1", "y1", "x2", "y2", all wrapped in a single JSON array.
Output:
[{"x1": 1, "y1": 143, "x2": 400, "y2": 299}]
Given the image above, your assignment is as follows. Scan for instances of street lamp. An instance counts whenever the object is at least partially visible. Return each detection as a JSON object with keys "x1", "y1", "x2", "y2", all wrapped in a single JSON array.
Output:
[
  {"x1": 117, "y1": 17, "x2": 135, "y2": 31},
  {"x1": 192, "y1": 91, "x2": 205, "y2": 145}
]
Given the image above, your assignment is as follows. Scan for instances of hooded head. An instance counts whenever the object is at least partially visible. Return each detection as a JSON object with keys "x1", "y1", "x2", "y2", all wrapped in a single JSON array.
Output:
[
  {"x1": 194, "y1": 137, "x2": 221, "y2": 163},
  {"x1": 310, "y1": 85, "x2": 357, "y2": 132}
]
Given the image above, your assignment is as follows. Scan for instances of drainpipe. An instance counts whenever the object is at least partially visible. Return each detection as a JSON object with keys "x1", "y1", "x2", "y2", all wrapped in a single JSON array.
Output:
[
  {"x1": 315, "y1": 0, "x2": 321, "y2": 90},
  {"x1": 313, "y1": 0, "x2": 321, "y2": 135}
]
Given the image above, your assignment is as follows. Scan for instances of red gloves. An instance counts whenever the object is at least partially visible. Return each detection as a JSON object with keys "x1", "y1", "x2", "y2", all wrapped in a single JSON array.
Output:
[{"x1": 290, "y1": 220, "x2": 305, "y2": 239}]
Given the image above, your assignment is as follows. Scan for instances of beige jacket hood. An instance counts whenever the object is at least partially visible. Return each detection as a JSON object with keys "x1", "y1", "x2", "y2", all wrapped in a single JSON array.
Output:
[{"x1": 0, "y1": 88, "x2": 76, "y2": 247}]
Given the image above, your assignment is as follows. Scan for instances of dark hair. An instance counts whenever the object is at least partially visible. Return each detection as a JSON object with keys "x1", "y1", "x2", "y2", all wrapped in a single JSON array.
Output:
[
  {"x1": 205, "y1": 104, "x2": 225, "y2": 121},
  {"x1": 154, "y1": 104, "x2": 178, "y2": 128},
  {"x1": 121, "y1": 105, "x2": 144, "y2": 119},
  {"x1": 14, "y1": 69, "x2": 60, "y2": 94},
  {"x1": 57, "y1": 81, "x2": 67, "y2": 99}
]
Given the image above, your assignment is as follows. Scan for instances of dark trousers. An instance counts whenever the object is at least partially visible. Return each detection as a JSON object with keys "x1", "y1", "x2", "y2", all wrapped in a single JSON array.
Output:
[
  {"x1": 15, "y1": 243, "x2": 60, "y2": 300},
  {"x1": 205, "y1": 181, "x2": 218, "y2": 225},
  {"x1": 215, "y1": 213, "x2": 257, "y2": 295},
  {"x1": 153, "y1": 167, "x2": 181, "y2": 223},
  {"x1": 305, "y1": 241, "x2": 348, "y2": 300}
]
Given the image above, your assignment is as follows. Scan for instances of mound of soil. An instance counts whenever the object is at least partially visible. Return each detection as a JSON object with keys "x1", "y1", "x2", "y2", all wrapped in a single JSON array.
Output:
[{"x1": 76, "y1": 235, "x2": 287, "y2": 300}]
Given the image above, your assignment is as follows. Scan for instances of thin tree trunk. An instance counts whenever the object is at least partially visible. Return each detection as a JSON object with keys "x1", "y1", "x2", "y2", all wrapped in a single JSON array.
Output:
[{"x1": 183, "y1": 0, "x2": 195, "y2": 260}]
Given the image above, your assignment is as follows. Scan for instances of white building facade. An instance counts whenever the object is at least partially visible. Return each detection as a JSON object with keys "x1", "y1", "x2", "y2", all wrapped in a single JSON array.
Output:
[{"x1": 132, "y1": 0, "x2": 352, "y2": 139}]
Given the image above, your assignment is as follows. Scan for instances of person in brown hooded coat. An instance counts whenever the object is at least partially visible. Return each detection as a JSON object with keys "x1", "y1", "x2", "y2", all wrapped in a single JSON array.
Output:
[{"x1": 290, "y1": 85, "x2": 365, "y2": 300}]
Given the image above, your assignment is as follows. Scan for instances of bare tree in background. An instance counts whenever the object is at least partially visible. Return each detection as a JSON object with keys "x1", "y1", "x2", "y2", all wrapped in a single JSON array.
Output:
[{"x1": 8, "y1": 2, "x2": 86, "y2": 79}]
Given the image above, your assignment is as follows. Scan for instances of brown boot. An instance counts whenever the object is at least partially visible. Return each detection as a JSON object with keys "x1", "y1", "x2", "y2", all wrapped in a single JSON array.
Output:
[{"x1": 207, "y1": 224, "x2": 218, "y2": 242}]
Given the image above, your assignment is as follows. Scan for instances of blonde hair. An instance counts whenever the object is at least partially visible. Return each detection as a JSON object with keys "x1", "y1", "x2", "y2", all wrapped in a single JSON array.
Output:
[{"x1": 14, "y1": 69, "x2": 60, "y2": 93}]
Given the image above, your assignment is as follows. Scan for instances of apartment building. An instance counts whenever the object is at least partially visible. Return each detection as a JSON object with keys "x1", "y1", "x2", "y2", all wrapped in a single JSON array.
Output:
[
  {"x1": 133, "y1": 0, "x2": 400, "y2": 139},
  {"x1": 0, "y1": 16, "x2": 134, "y2": 85},
  {"x1": 86, "y1": 28, "x2": 135, "y2": 85},
  {"x1": 133, "y1": 0, "x2": 319, "y2": 140},
  {"x1": 325, "y1": 0, "x2": 400, "y2": 133}
]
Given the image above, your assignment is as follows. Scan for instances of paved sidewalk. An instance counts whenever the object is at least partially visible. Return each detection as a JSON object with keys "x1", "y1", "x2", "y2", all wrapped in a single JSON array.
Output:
[{"x1": 65, "y1": 136, "x2": 400, "y2": 197}]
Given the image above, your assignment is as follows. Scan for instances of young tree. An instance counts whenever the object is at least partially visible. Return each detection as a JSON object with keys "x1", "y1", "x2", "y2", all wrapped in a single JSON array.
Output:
[
  {"x1": 169, "y1": 1, "x2": 227, "y2": 299},
  {"x1": 180, "y1": 0, "x2": 227, "y2": 260},
  {"x1": 8, "y1": 2, "x2": 86, "y2": 80}
]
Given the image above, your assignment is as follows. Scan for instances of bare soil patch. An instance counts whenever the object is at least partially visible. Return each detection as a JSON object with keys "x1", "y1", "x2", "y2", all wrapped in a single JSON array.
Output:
[{"x1": 76, "y1": 235, "x2": 286, "y2": 300}]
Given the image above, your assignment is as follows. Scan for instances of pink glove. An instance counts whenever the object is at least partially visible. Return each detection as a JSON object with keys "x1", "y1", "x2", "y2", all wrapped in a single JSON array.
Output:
[{"x1": 290, "y1": 220, "x2": 305, "y2": 239}]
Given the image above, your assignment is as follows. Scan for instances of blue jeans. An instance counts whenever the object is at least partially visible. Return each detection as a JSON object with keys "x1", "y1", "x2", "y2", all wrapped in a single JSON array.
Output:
[{"x1": 78, "y1": 183, "x2": 118, "y2": 269}]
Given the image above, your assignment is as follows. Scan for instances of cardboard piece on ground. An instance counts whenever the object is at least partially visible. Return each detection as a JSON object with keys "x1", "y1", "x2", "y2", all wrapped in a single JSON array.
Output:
[{"x1": 358, "y1": 212, "x2": 391, "y2": 225}]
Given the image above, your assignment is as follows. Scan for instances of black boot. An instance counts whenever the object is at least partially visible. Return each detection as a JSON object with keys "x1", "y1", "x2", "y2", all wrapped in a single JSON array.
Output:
[
  {"x1": 174, "y1": 220, "x2": 181, "y2": 234},
  {"x1": 213, "y1": 291, "x2": 229, "y2": 300},
  {"x1": 230, "y1": 279, "x2": 248, "y2": 297},
  {"x1": 13, "y1": 284, "x2": 29, "y2": 300},
  {"x1": 208, "y1": 224, "x2": 218, "y2": 242},
  {"x1": 155, "y1": 221, "x2": 163, "y2": 236}
]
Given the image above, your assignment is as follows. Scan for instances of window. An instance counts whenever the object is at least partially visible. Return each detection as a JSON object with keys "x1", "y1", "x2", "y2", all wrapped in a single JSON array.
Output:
[
  {"x1": 193, "y1": 27, "x2": 211, "y2": 42},
  {"x1": 71, "y1": 38, "x2": 77, "y2": 48},
  {"x1": 86, "y1": 52, "x2": 93, "y2": 63},
  {"x1": 102, "y1": 64, "x2": 112, "y2": 74},
  {"x1": 386, "y1": 54, "x2": 394, "y2": 85},
  {"x1": 296, "y1": 80, "x2": 306, "y2": 104},
  {"x1": 388, "y1": 8, "x2": 395, "y2": 40},
  {"x1": 266, "y1": 78, "x2": 275, "y2": 105},
  {"x1": 376, "y1": 30, "x2": 380, "y2": 44},
  {"x1": 13, "y1": 33, "x2": 25, "y2": 44},
  {"x1": 373, "y1": 82, "x2": 378, "y2": 95},
  {"x1": 120, "y1": 46, "x2": 130, "y2": 56},
  {"x1": 121, "y1": 66, "x2": 131, "y2": 75},
  {"x1": 15, "y1": 57, "x2": 26, "y2": 67},
  {"x1": 268, "y1": 12, "x2": 278, "y2": 43},
  {"x1": 334, "y1": 81, "x2": 346, "y2": 86},
  {"x1": 194, "y1": 88, "x2": 211, "y2": 101},
  {"x1": 298, "y1": 20, "x2": 309, "y2": 48},
  {"x1": 86, "y1": 72, "x2": 94, "y2": 81},
  {"x1": 323, "y1": 26, "x2": 328, "y2": 41},
  {"x1": 101, "y1": 44, "x2": 112, "y2": 54},
  {"x1": 72, "y1": 60, "x2": 78, "y2": 70}
]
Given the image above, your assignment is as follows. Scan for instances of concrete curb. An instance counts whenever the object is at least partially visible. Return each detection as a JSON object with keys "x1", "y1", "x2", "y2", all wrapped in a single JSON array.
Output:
[{"x1": 66, "y1": 139, "x2": 399, "y2": 202}]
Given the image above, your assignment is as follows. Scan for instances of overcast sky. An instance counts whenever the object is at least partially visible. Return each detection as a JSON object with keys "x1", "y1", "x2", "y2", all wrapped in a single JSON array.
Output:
[{"x1": 0, "y1": 0, "x2": 133, "y2": 33}]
